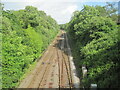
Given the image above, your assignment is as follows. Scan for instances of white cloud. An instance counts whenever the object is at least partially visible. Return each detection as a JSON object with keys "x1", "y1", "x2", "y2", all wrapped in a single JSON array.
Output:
[
  {"x1": 36, "y1": 2, "x2": 78, "y2": 24},
  {"x1": 14, "y1": 2, "x2": 77, "y2": 24},
  {"x1": 1, "y1": 0, "x2": 119, "y2": 24},
  {"x1": 2, "y1": 0, "x2": 79, "y2": 24},
  {"x1": 62, "y1": 5, "x2": 77, "y2": 14}
]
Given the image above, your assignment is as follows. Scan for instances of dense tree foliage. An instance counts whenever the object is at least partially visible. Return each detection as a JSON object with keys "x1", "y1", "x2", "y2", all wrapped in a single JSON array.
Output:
[
  {"x1": 2, "y1": 6, "x2": 59, "y2": 88},
  {"x1": 59, "y1": 24, "x2": 67, "y2": 30},
  {"x1": 67, "y1": 4, "x2": 120, "y2": 88}
]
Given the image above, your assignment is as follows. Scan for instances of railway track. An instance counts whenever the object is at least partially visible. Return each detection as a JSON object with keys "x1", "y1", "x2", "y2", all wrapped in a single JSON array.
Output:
[
  {"x1": 37, "y1": 36, "x2": 59, "y2": 88},
  {"x1": 57, "y1": 31, "x2": 73, "y2": 88},
  {"x1": 18, "y1": 30, "x2": 77, "y2": 88},
  {"x1": 63, "y1": 32, "x2": 73, "y2": 88},
  {"x1": 19, "y1": 41, "x2": 55, "y2": 88}
]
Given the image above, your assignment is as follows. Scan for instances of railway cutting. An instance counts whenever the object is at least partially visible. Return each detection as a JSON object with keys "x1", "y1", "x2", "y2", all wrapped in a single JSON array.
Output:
[{"x1": 18, "y1": 30, "x2": 80, "y2": 88}]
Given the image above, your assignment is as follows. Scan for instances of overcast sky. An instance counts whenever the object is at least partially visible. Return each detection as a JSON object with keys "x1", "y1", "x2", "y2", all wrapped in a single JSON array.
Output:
[{"x1": 1, "y1": 0, "x2": 119, "y2": 24}]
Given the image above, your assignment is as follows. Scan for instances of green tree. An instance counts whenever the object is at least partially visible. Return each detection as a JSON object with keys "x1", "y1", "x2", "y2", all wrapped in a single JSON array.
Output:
[
  {"x1": 2, "y1": 5, "x2": 59, "y2": 88},
  {"x1": 67, "y1": 5, "x2": 119, "y2": 88}
]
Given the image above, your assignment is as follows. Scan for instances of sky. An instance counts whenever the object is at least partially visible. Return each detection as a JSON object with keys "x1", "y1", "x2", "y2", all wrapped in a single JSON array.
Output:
[{"x1": 1, "y1": 0, "x2": 119, "y2": 24}]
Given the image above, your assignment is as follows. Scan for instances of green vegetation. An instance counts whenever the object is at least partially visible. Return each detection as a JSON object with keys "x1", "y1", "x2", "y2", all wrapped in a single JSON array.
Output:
[
  {"x1": 59, "y1": 24, "x2": 67, "y2": 30},
  {"x1": 2, "y1": 6, "x2": 59, "y2": 88},
  {"x1": 67, "y1": 3, "x2": 120, "y2": 88},
  {"x1": 1, "y1": 2, "x2": 120, "y2": 89}
]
